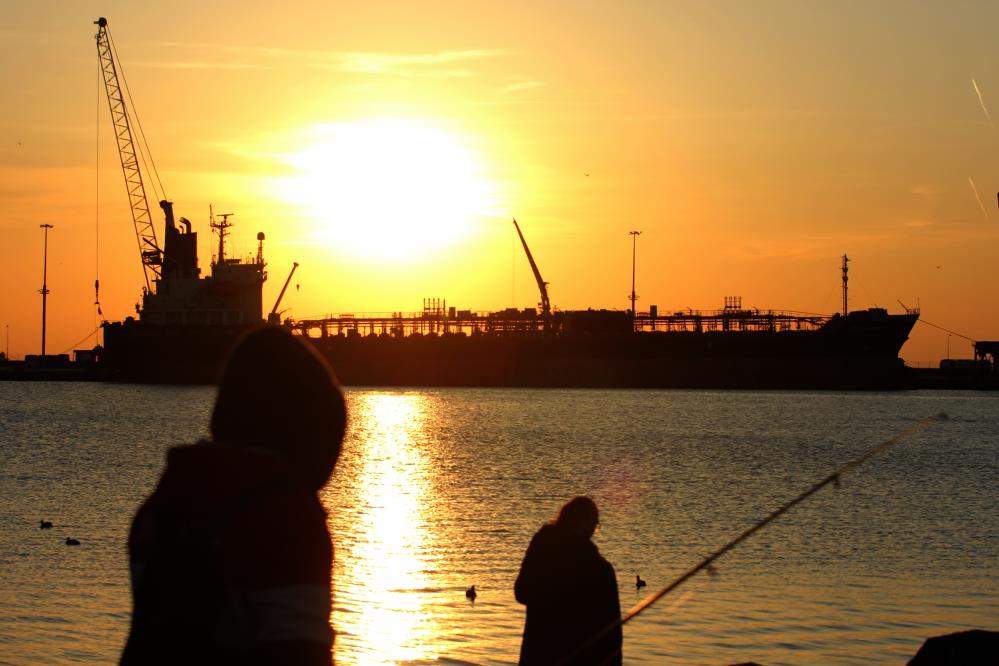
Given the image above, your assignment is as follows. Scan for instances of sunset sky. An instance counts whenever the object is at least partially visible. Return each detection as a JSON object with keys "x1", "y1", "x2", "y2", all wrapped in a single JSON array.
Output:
[{"x1": 2, "y1": 1, "x2": 997, "y2": 364}]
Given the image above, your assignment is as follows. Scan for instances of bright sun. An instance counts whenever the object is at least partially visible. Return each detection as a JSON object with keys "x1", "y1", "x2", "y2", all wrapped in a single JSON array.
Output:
[{"x1": 280, "y1": 119, "x2": 500, "y2": 261}]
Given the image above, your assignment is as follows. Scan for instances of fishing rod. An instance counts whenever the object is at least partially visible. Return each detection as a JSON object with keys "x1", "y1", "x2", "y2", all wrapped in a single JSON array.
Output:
[{"x1": 559, "y1": 412, "x2": 949, "y2": 666}]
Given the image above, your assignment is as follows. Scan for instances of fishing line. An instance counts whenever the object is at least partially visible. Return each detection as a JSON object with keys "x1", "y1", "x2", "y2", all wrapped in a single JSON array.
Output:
[{"x1": 560, "y1": 412, "x2": 949, "y2": 666}]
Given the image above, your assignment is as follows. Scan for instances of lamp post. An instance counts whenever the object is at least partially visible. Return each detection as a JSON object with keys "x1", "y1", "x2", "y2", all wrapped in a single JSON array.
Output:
[
  {"x1": 629, "y1": 230, "x2": 641, "y2": 314},
  {"x1": 947, "y1": 333, "x2": 951, "y2": 361},
  {"x1": 39, "y1": 224, "x2": 54, "y2": 356}
]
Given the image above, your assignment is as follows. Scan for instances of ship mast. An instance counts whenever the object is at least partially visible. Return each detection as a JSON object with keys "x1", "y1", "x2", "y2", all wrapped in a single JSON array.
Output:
[
  {"x1": 39, "y1": 224, "x2": 54, "y2": 355},
  {"x1": 629, "y1": 230, "x2": 642, "y2": 314},
  {"x1": 841, "y1": 254, "x2": 849, "y2": 316},
  {"x1": 211, "y1": 211, "x2": 235, "y2": 265}
]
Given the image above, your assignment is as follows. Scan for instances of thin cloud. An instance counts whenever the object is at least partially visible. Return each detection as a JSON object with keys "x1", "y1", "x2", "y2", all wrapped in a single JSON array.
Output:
[
  {"x1": 967, "y1": 176, "x2": 991, "y2": 222},
  {"x1": 337, "y1": 50, "x2": 503, "y2": 74},
  {"x1": 500, "y1": 81, "x2": 544, "y2": 94},
  {"x1": 734, "y1": 232, "x2": 898, "y2": 261},
  {"x1": 972, "y1": 77, "x2": 994, "y2": 127},
  {"x1": 132, "y1": 60, "x2": 266, "y2": 71},
  {"x1": 153, "y1": 41, "x2": 505, "y2": 76},
  {"x1": 900, "y1": 218, "x2": 934, "y2": 229},
  {"x1": 909, "y1": 184, "x2": 941, "y2": 206}
]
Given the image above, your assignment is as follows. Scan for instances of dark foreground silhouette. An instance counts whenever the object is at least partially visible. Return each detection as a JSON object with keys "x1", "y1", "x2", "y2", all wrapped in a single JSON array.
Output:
[
  {"x1": 515, "y1": 496, "x2": 622, "y2": 666},
  {"x1": 907, "y1": 629, "x2": 999, "y2": 665},
  {"x1": 120, "y1": 326, "x2": 346, "y2": 666},
  {"x1": 718, "y1": 629, "x2": 999, "y2": 666}
]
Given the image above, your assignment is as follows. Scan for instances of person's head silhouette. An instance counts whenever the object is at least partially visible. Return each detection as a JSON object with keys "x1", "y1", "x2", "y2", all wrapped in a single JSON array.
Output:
[
  {"x1": 555, "y1": 495, "x2": 599, "y2": 539},
  {"x1": 211, "y1": 325, "x2": 347, "y2": 490}
]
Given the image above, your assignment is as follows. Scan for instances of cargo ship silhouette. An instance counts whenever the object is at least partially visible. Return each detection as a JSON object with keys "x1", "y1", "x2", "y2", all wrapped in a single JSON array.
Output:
[{"x1": 100, "y1": 206, "x2": 917, "y2": 388}]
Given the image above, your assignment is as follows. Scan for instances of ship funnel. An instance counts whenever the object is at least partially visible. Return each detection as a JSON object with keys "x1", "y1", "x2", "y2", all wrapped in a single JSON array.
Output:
[{"x1": 159, "y1": 200, "x2": 177, "y2": 232}]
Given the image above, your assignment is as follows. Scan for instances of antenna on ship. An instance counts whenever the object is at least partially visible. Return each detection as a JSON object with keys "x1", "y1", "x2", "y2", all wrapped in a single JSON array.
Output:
[
  {"x1": 841, "y1": 254, "x2": 849, "y2": 316},
  {"x1": 39, "y1": 224, "x2": 54, "y2": 356},
  {"x1": 211, "y1": 208, "x2": 234, "y2": 265},
  {"x1": 629, "y1": 231, "x2": 642, "y2": 315}
]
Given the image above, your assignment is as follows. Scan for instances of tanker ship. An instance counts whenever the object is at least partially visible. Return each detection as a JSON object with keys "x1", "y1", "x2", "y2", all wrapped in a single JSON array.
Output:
[
  {"x1": 99, "y1": 205, "x2": 918, "y2": 389},
  {"x1": 102, "y1": 264, "x2": 919, "y2": 389}
]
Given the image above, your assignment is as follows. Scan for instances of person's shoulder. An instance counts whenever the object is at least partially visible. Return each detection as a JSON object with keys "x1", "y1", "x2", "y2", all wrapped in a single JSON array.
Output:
[
  {"x1": 526, "y1": 522, "x2": 562, "y2": 549},
  {"x1": 532, "y1": 522, "x2": 558, "y2": 539}
]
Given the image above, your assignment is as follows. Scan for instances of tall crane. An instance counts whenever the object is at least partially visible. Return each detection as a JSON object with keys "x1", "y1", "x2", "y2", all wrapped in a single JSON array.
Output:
[
  {"x1": 512, "y1": 219, "x2": 552, "y2": 325},
  {"x1": 94, "y1": 17, "x2": 162, "y2": 293}
]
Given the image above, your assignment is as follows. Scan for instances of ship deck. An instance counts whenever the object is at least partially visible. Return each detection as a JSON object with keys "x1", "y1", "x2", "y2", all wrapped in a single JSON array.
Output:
[{"x1": 287, "y1": 307, "x2": 832, "y2": 338}]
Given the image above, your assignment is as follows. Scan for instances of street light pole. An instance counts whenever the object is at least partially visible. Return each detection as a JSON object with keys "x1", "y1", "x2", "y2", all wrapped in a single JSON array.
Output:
[
  {"x1": 40, "y1": 224, "x2": 54, "y2": 356},
  {"x1": 629, "y1": 230, "x2": 641, "y2": 314}
]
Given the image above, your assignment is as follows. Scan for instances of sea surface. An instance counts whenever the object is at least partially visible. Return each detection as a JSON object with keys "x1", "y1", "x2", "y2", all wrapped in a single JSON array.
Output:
[{"x1": 0, "y1": 383, "x2": 996, "y2": 665}]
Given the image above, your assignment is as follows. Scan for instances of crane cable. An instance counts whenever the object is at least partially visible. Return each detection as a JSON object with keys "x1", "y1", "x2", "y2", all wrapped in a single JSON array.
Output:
[
  {"x1": 94, "y1": 54, "x2": 103, "y2": 345},
  {"x1": 59, "y1": 328, "x2": 102, "y2": 356},
  {"x1": 916, "y1": 317, "x2": 977, "y2": 344},
  {"x1": 557, "y1": 412, "x2": 949, "y2": 666},
  {"x1": 106, "y1": 30, "x2": 167, "y2": 203}
]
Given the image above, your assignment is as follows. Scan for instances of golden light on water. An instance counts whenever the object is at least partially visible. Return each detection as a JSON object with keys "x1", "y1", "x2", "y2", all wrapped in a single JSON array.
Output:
[
  {"x1": 280, "y1": 119, "x2": 501, "y2": 262},
  {"x1": 328, "y1": 392, "x2": 440, "y2": 664}
]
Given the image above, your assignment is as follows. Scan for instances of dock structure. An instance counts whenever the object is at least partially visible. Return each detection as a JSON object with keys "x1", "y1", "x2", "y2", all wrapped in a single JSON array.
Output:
[
  {"x1": 285, "y1": 300, "x2": 832, "y2": 339},
  {"x1": 287, "y1": 305, "x2": 544, "y2": 339},
  {"x1": 634, "y1": 308, "x2": 828, "y2": 334},
  {"x1": 975, "y1": 341, "x2": 999, "y2": 372}
]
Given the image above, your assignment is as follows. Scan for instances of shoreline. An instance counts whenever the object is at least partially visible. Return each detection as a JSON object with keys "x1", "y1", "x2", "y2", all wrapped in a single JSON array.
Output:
[{"x1": 1, "y1": 358, "x2": 996, "y2": 390}]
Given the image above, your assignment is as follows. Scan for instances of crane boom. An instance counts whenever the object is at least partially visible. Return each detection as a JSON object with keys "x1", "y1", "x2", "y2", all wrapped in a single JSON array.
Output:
[
  {"x1": 512, "y1": 218, "x2": 551, "y2": 320},
  {"x1": 268, "y1": 262, "x2": 299, "y2": 324},
  {"x1": 94, "y1": 17, "x2": 161, "y2": 292}
]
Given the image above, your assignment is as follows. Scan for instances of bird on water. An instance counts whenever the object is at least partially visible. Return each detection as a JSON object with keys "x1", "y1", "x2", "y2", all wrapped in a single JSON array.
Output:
[
  {"x1": 636, "y1": 575, "x2": 647, "y2": 590},
  {"x1": 465, "y1": 585, "x2": 477, "y2": 601},
  {"x1": 65, "y1": 537, "x2": 80, "y2": 546},
  {"x1": 40, "y1": 520, "x2": 53, "y2": 529}
]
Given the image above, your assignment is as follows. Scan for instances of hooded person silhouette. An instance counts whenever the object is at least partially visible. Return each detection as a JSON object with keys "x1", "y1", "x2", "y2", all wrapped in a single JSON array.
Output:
[
  {"x1": 514, "y1": 496, "x2": 622, "y2": 666},
  {"x1": 120, "y1": 326, "x2": 347, "y2": 666}
]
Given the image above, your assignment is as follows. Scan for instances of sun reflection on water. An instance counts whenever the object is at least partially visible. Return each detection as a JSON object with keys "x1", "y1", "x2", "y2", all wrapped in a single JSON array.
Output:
[{"x1": 325, "y1": 392, "x2": 439, "y2": 665}]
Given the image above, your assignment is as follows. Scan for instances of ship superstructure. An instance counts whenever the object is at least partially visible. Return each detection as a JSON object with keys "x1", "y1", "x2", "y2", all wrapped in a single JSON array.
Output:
[{"x1": 136, "y1": 204, "x2": 266, "y2": 327}]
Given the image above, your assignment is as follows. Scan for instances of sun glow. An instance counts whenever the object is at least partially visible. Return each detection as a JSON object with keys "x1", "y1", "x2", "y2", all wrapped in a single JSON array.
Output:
[{"x1": 280, "y1": 119, "x2": 500, "y2": 262}]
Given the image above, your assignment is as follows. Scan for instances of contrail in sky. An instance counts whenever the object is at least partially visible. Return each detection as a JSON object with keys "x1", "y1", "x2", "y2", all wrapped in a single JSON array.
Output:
[
  {"x1": 972, "y1": 78, "x2": 994, "y2": 127},
  {"x1": 968, "y1": 176, "x2": 991, "y2": 221}
]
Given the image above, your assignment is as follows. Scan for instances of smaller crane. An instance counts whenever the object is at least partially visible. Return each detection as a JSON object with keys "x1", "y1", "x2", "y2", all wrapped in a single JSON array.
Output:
[
  {"x1": 512, "y1": 219, "x2": 551, "y2": 326},
  {"x1": 268, "y1": 262, "x2": 299, "y2": 324}
]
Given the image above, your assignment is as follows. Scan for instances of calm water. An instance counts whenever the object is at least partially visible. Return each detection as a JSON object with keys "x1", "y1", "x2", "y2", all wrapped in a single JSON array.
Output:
[{"x1": 0, "y1": 383, "x2": 996, "y2": 665}]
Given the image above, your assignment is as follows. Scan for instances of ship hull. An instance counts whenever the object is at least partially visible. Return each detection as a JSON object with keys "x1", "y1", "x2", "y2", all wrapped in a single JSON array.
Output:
[
  {"x1": 102, "y1": 319, "x2": 252, "y2": 384},
  {"x1": 312, "y1": 328, "x2": 911, "y2": 390},
  {"x1": 100, "y1": 312, "x2": 918, "y2": 390}
]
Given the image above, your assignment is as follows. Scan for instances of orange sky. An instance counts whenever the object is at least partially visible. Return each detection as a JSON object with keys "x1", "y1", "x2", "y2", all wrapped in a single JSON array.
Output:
[{"x1": 2, "y1": 1, "x2": 998, "y2": 364}]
